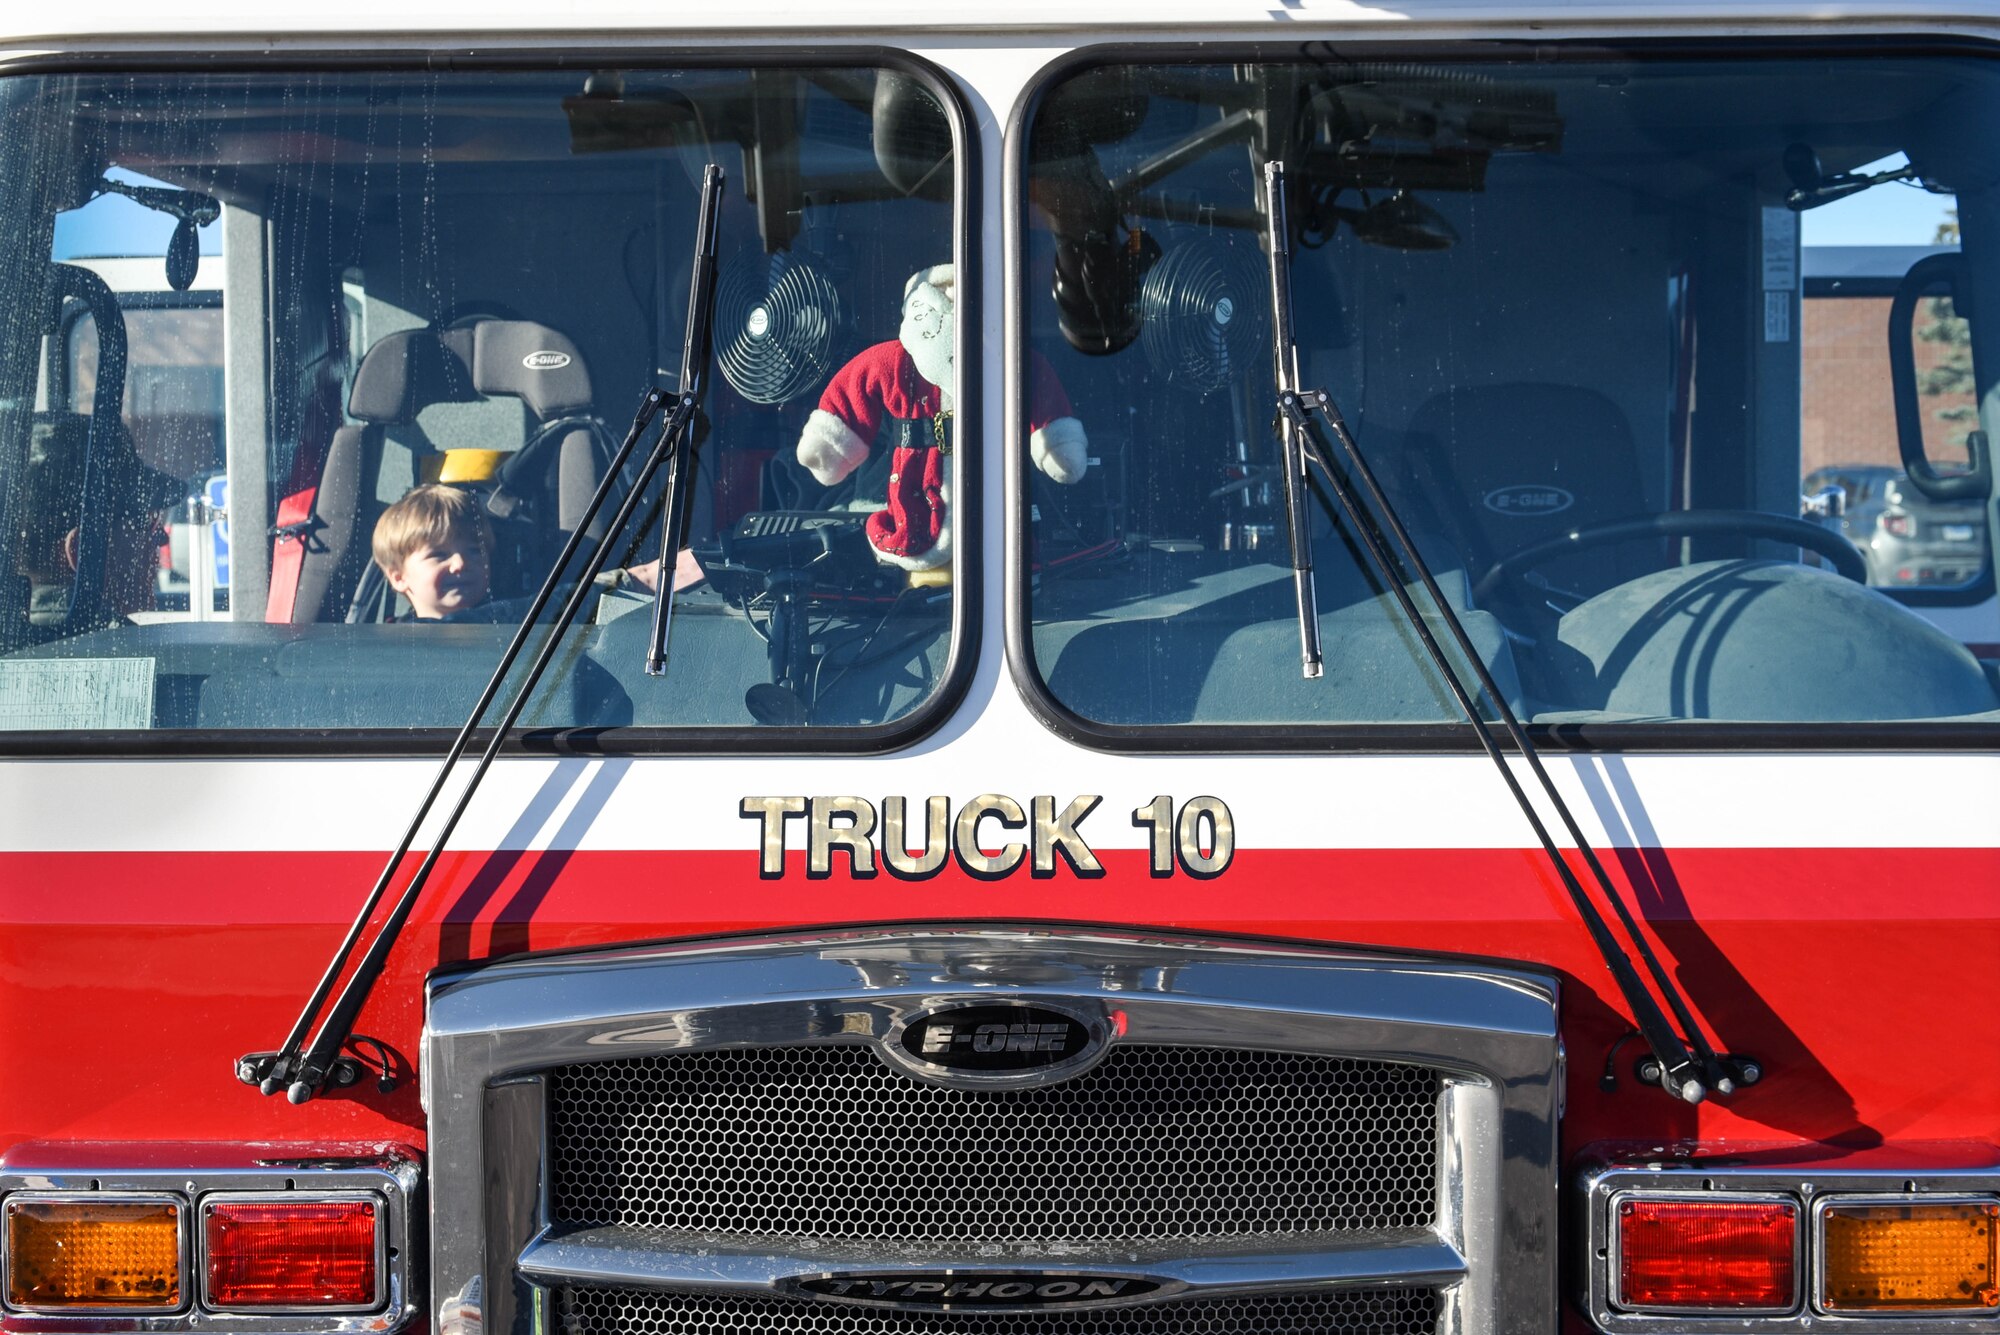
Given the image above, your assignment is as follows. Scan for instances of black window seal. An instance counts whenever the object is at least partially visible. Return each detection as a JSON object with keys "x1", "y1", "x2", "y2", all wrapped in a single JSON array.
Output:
[
  {"x1": 1002, "y1": 34, "x2": 2000, "y2": 756},
  {"x1": 0, "y1": 42, "x2": 978, "y2": 759}
]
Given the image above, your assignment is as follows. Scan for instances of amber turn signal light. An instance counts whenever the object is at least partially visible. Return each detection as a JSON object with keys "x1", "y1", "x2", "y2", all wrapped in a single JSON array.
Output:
[
  {"x1": 3, "y1": 1196, "x2": 183, "y2": 1310},
  {"x1": 203, "y1": 1197, "x2": 380, "y2": 1309},
  {"x1": 1821, "y1": 1200, "x2": 1999, "y2": 1311},
  {"x1": 1617, "y1": 1196, "x2": 1798, "y2": 1311}
]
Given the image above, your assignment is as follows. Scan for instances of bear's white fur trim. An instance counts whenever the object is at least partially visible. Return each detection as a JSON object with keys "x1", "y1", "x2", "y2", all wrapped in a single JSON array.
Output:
[
  {"x1": 903, "y1": 263, "x2": 954, "y2": 304},
  {"x1": 900, "y1": 271, "x2": 955, "y2": 405},
  {"x1": 869, "y1": 479, "x2": 952, "y2": 571},
  {"x1": 1030, "y1": 416, "x2": 1089, "y2": 485},
  {"x1": 797, "y1": 409, "x2": 870, "y2": 486}
]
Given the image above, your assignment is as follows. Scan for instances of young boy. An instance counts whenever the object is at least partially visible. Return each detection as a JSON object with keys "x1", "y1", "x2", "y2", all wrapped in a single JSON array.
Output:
[
  {"x1": 371, "y1": 484, "x2": 493, "y2": 620},
  {"x1": 371, "y1": 483, "x2": 676, "y2": 623}
]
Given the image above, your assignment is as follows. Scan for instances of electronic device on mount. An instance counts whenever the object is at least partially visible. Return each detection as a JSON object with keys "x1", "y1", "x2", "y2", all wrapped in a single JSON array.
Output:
[
  {"x1": 1031, "y1": 64, "x2": 1563, "y2": 358},
  {"x1": 692, "y1": 510, "x2": 881, "y2": 601},
  {"x1": 1782, "y1": 141, "x2": 1948, "y2": 212}
]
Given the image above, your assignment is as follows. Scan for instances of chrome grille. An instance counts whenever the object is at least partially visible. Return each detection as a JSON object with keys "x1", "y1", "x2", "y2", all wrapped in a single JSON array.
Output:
[
  {"x1": 548, "y1": 1044, "x2": 1440, "y2": 1243},
  {"x1": 556, "y1": 1287, "x2": 1441, "y2": 1335}
]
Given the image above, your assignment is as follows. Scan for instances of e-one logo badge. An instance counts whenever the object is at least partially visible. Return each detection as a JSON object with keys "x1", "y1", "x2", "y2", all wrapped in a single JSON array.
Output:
[
  {"x1": 521, "y1": 350, "x2": 573, "y2": 370},
  {"x1": 920, "y1": 1021, "x2": 1067, "y2": 1055},
  {"x1": 901, "y1": 1005, "x2": 1090, "y2": 1071}
]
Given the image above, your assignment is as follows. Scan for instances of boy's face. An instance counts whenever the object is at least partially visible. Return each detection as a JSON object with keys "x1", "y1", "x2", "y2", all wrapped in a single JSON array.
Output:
[{"x1": 386, "y1": 525, "x2": 489, "y2": 619}]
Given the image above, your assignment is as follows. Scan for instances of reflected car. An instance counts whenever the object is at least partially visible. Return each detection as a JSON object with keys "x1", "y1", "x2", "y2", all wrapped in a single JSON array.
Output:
[{"x1": 1804, "y1": 464, "x2": 1990, "y2": 589}]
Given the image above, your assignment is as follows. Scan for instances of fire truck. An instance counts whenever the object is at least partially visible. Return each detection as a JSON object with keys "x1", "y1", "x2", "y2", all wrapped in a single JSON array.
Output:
[{"x1": 2, "y1": 5, "x2": 1998, "y2": 1335}]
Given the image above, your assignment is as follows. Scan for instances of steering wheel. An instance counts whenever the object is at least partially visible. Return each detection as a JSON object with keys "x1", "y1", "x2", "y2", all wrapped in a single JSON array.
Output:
[{"x1": 1469, "y1": 509, "x2": 1868, "y2": 604}]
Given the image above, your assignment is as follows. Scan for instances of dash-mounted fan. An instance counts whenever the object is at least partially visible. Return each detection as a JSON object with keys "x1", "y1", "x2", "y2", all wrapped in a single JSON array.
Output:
[
  {"x1": 716, "y1": 250, "x2": 845, "y2": 405},
  {"x1": 1138, "y1": 232, "x2": 1268, "y2": 396}
]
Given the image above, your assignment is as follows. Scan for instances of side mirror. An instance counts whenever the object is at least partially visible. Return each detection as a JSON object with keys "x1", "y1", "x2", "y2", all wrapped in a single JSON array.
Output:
[
  {"x1": 1888, "y1": 251, "x2": 1993, "y2": 501},
  {"x1": 1801, "y1": 484, "x2": 1846, "y2": 520}
]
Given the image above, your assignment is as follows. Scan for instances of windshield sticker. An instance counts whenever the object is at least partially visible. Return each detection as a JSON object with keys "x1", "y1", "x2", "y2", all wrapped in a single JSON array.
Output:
[
  {"x1": 1761, "y1": 205, "x2": 1799, "y2": 290},
  {"x1": 1764, "y1": 290, "x2": 1793, "y2": 343},
  {"x1": 0, "y1": 657, "x2": 154, "y2": 730},
  {"x1": 741, "y1": 795, "x2": 1234, "y2": 880}
]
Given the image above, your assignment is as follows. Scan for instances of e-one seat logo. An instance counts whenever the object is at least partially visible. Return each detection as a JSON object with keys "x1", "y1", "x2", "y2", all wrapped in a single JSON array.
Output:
[{"x1": 1483, "y1": 483, "x2": 1575, "y2": 515}]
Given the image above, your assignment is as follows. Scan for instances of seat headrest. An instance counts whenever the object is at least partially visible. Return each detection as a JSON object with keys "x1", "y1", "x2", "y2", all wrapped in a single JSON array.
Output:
[
  {"x1": 348, "y1": 320, "x2": 595, "y2": 425},
  {"x1": 348, "y1": 327, "x2": 480, "y2": 424},
  {"x1": 471, "y1": 321, "x2": 594, "y2": 419}
]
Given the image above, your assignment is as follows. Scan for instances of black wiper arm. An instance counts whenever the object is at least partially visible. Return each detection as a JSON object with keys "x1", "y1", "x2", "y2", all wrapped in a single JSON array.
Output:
[
  {"x1": 645, "y1": 161, "x2": 725, "y2": 676},
  {"x1": 237, "y1": 164, "x2": 728, "y2": 1105},
  {"x1": 1267, "y1": 173, "x2": 1324, "y2": 681},
  {"x1": 1262, "y1": 160, "x2": 1755, "y2": 1105}
]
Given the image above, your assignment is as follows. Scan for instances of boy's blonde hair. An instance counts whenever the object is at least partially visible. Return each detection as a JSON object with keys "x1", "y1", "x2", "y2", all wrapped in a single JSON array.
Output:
[{"x1": 372, "y1": 484, "x2": 492, "y2": 575}]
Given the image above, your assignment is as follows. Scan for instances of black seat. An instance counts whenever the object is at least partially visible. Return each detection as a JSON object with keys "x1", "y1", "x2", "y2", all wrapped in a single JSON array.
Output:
[
  {"x1": 1402, "y1": 382, "x2": 1651, "y2": 601},
  {"x1": 269, "y1": 318, "x2": 615, "y2": 624}
]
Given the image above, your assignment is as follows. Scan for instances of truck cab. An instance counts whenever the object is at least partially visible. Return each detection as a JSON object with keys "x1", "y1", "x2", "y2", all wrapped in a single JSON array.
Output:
[{"x1": 1, "y1": 9, "x2": 1997, "y2": 1335}]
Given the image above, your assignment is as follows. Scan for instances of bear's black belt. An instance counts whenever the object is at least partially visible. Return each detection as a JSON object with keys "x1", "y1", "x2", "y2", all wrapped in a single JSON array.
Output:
[{"x1": 882, "y1": 412, "x2": 952, "y2": 453}]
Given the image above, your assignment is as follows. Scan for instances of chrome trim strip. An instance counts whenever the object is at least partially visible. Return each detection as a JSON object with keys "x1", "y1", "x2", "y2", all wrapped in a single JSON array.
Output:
[
  {"x1": 2, "y1": 1191, "x2": 190, "y2": 1316},
  {"x1": 1579, "y1": 1158, "x2": 2000, "y2": 1333},
  {"x1": 516, "y1": 1225, "x2": 1467, "y2": 1306},
  {"x1": 426, "y1": 925, "x2": 1562, "y2": 1335},
  {"x1": 0, "y1": 1159, "x2": 418, "y2": 1334}
]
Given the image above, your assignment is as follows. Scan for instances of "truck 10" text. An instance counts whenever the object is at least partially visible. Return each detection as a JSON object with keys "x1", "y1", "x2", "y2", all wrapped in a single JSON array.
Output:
[{"x1": 740, "y1": 795, "x2": 1234, "y2": 879}]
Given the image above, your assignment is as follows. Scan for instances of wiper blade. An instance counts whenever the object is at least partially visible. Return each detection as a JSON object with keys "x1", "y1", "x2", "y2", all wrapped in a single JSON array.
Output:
[
  {"x1": 645, "y1": 158, "x2": 725, "y2": 676},
  {"x1": 1262, "y1": 160, "x2": 1755, "y2": 1105},
  {"x1": 237, "y1": 164, "x2": 728, "y2": 1105}
]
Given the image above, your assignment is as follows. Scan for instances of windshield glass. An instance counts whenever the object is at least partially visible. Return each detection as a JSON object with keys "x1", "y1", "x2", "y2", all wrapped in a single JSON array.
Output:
[
  {"x1": 0, "y1": 64, "x2": 960, "y2": 738},
  {"x1": 1020, "y1": 48, "x2": 2000, "y2": 735}
]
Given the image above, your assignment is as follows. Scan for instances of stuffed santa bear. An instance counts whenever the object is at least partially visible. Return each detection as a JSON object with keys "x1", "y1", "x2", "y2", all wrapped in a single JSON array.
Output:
[{"x1": 795, "y1": 263, "x2": 1088, "y2": 570}]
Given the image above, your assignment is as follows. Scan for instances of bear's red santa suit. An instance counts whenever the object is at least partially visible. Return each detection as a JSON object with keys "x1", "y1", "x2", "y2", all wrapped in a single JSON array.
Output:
[{"x1": 795, "y1": 264, "x2": 1087, "y2": 570}]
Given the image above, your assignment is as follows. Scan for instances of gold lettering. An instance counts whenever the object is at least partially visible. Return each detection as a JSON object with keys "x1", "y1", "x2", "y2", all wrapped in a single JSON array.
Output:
[
  {"x1": 809, "y1": 796, "x2": 878, "y2": 877},
  {"x1": 740, "y1": 797, "x2": 806, "y2": 876},
  {"x1": 954, "y1": 794, "x2": 1026, "y2": 877},
  {"x1": 1032, "y1": 794, "x2": 1103, "y2": 876},
  {"x1": 882, "y1": 795, "x2": 950, "y2": 877}
]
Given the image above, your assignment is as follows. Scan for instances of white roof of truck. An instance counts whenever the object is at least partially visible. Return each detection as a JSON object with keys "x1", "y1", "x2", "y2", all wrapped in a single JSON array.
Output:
[{"x1": 3, "y1": 0, "x2": 1998, "y2": 43}]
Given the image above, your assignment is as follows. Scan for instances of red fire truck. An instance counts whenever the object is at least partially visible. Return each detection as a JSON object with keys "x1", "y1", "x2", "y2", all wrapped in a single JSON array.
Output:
[{"x1": 2, "y1": 6, "x2": 1998, "y2": 1335}]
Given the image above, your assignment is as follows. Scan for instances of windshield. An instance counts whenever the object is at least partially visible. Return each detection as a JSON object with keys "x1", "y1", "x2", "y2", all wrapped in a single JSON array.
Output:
[
  {"x1": 0, "y1": 64, "x2": 960, "y2": 738},
  {"x1": 1019, "y1": 47, "x2": 2000, "y2": 736}
]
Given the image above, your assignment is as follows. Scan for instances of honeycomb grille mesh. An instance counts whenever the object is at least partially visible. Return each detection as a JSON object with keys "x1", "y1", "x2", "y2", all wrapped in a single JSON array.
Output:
[
  {"x1": 557, "y1": 1286, "x2": 1440, "y2": 1335},
  {"x1": 548, "y1": 1044, "x2": 1440, "y2": 1243}
]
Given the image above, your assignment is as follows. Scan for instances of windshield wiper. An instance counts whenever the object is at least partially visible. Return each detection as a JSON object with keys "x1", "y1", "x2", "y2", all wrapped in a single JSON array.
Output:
[
  {"x1": 237, "y1": 164, "x2": 727, "y2": 1105},
  {"x1": 1262, "y1": 159, "x2": 1756, "y2": 1105},
  {"x1": 643, "y1": 162, "x2": 724, "y2": 678}
]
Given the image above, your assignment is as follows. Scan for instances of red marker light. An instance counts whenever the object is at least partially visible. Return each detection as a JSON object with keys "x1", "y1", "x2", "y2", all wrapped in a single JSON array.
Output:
[
  {"x1": 203, "y1": 1199, "x2": 379, "y2": 1310},
  {"x1": 1618, "y1": 1197, "x2": 1797, "y2": 1312}
]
